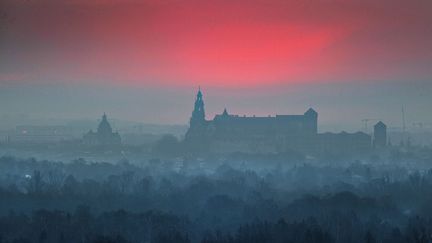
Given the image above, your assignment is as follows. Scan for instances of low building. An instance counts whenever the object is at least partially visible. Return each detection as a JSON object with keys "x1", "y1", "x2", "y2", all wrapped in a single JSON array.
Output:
[
  {"x1": 316, "y1": 132, "x2": 372, "y2": 154},
  {"x1": 11, "y1": 125, "x2": 74, "y2": 144},
  {"x1": 83, "y1": 114, "x2": 121, "y2": 146}
]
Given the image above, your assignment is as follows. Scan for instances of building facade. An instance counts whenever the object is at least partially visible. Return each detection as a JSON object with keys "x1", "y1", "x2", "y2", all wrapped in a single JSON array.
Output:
[
  {"x1": 83, "y1": 114, "x2": 121, "y2": 146},
  {"x1": 10, "y1": 125, "x2": 74, "y2": 144},
  {"x1": 185, "y1": 89, "x2": 377, "y2": 155},
  {"x1": 373, "y1": 121, "x2": 387, "y2": 148}
]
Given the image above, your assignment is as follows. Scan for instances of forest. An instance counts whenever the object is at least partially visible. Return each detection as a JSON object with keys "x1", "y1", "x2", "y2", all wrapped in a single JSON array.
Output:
[{"x1": 1, "y1": 152, "x2": 432, "y2": 243}]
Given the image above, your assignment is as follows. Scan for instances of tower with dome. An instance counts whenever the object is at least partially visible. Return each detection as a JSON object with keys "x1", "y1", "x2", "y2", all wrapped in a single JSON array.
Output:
[{"x1": 83, "y1": 113, "x2": 121, "y2": 146}]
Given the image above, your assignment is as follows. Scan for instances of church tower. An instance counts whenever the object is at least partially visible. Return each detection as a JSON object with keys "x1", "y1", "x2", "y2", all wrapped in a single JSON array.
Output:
[
  {"x1": 184, "y1": 87, "x2": 209, "y2": 150},
  {"x1": 190, "y1": 87, "x2": 206, "y2": 127},
  {"x1": 83, "y1": 113, "x2": 121, "y2": 146}
]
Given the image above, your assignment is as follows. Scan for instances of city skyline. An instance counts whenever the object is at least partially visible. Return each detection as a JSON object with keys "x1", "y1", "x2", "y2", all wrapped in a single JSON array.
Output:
[
  {"x1": 0, "y1": 82, "x2": 430, "y2": 131},
  {"x1": 1, "y1": 2, "x2": 432, "y2": 241},
  {"x1": 0, "y1": 0, "x2": 431, "y2": 130}
]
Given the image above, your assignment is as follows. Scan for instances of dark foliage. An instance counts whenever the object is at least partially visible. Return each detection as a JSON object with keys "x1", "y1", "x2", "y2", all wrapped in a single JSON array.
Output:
[{"x1": 1, "y1": 154, "x2": 432, "y2": 242}]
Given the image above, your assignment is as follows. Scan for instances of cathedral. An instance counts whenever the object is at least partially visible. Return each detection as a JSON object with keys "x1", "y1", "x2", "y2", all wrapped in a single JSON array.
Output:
[
  {"x1": 185, "y1": 88, "x2": 378, "y2": 155},
  {"x1": 83, "y1": 113, "x2": 121, "y2": 146}
]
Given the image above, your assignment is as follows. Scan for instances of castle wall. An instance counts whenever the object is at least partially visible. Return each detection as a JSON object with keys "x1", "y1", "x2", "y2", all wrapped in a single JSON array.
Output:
[{"x1": 185, "y1": 89, "x2": 373, "y2": 155}]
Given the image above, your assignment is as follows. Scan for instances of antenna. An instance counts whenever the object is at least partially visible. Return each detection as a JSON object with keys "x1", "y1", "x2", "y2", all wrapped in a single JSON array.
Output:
[{"x1": 402, "y1": 105, "x2": 406, "y2": 143}]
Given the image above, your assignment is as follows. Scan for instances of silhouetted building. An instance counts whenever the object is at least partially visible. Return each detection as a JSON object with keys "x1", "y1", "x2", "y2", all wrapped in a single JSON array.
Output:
[
  {"x1": 317, "y1": 132, "x2": 372, "y2": 154},
  {"x1": 185, "y1": 88, "x2": 207, "y2": 145},
  {"x1": 373, "y1": 121, "x2": 387, "y2": 148},
  {"x1": 83, "y1": 114, "x2": 121, "y2": 146},
  {"x1": 185, "y1": 88, "x2": 372, "y2": 154}
]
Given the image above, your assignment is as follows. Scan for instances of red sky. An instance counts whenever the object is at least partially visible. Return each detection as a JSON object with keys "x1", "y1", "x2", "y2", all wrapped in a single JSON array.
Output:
[
  {"x1": 1, "y1": 0, "x2": 432, "y2": 87},
  {"x1": 0, "y1": 0, "x2": 432, "y2": 128},
  {"x1": 0, "y1": 0, "x2": 432, "y2": 87}
]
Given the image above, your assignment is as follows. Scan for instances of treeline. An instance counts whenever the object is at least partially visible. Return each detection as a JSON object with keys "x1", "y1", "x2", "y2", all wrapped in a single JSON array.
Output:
[
  {"x1": 1, "y1": 208, "x2": 432, "y2": 243},
  {"x1": 1, "y1": 156, "x2": 432, "y2": 242}
]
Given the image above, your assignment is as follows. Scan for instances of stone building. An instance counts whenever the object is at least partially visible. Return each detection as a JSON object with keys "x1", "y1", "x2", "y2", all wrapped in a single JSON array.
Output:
[
  {"x1": 185, "y1": 88, "x2": 377, "y2": 155},
  {"x1": 373, "y1": 121, "x2": 387, "y2": 148},
  {"x1": 83, "y1": 114, "x2": 121, "y2": 146}
]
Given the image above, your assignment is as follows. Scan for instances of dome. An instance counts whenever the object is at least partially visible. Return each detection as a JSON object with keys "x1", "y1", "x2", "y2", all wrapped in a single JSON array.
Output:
[{"x1": 97, "y1": 113, "x2": 113, "y2": 135}]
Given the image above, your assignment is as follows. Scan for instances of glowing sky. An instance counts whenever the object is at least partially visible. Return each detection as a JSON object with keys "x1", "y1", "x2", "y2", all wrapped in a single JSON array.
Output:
[
  {"x1": 0, "y1": 0, "x2": 431, "y2": 128},
  {"x1": 1, "y1": 0, "x2": 431, "y2": 87}
]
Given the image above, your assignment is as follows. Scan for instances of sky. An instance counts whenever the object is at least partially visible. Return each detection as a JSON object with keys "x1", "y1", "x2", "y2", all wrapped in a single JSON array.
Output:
[{"x1": 0, "y1": 0, "x2": 431, "y2": 130}]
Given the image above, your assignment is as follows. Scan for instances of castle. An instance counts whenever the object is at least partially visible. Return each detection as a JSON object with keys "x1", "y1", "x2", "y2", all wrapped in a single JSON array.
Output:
[
  {"x1": 185, "y1": 89, "x2": 383, "y2": 155},
  {"x1": 83, "y1": 113, "x2": 121, "y2": 146}
]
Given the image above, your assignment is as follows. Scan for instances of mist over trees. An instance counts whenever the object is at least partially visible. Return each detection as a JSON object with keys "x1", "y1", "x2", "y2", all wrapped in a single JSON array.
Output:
[{"x1": 0, "y1": 150, "x2": 432, "y2": 242}]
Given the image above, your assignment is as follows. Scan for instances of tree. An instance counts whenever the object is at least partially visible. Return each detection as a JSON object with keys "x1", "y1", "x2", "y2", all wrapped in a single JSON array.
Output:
[
  {"x1": 152, "y1": 135, "x2": 182, "y2": 156},
  {"x1": 27, "y1": 170, "x2": 44, "y2": 195}
]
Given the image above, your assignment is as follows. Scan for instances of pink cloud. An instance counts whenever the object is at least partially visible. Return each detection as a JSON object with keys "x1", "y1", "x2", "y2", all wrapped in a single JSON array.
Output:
[{"x1": 1, "y1": 0, "x2": 431, "y2": 87}]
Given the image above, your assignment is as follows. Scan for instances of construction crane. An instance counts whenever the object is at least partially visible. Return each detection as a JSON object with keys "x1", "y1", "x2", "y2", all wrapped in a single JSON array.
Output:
[
  {"x1": 401, "y1": 105, "x2": 407, "y2": 144},
  {"x1": 402, "y1": 106, "x2": 406, "y2": 133},
  {"x1": 361, "y1": 118, "x2": 381, "y2": 133}
]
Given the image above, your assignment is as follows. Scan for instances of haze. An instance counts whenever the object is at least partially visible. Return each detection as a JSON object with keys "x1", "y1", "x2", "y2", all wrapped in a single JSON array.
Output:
[{"x1": 1, "y1": 0, "x2": 431, "y2": 129}]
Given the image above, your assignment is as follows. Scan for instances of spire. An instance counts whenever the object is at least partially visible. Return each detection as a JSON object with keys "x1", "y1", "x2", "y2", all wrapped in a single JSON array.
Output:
[
  {"x1": 197, "y1": 86, "x2": 202, "y2": 99},
  {"x1": 190, "y1": 87, "x2": 205, "y2": 126},
  {"x1": 222, "y1": 108, "x2": 228, "y2": 116}
]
